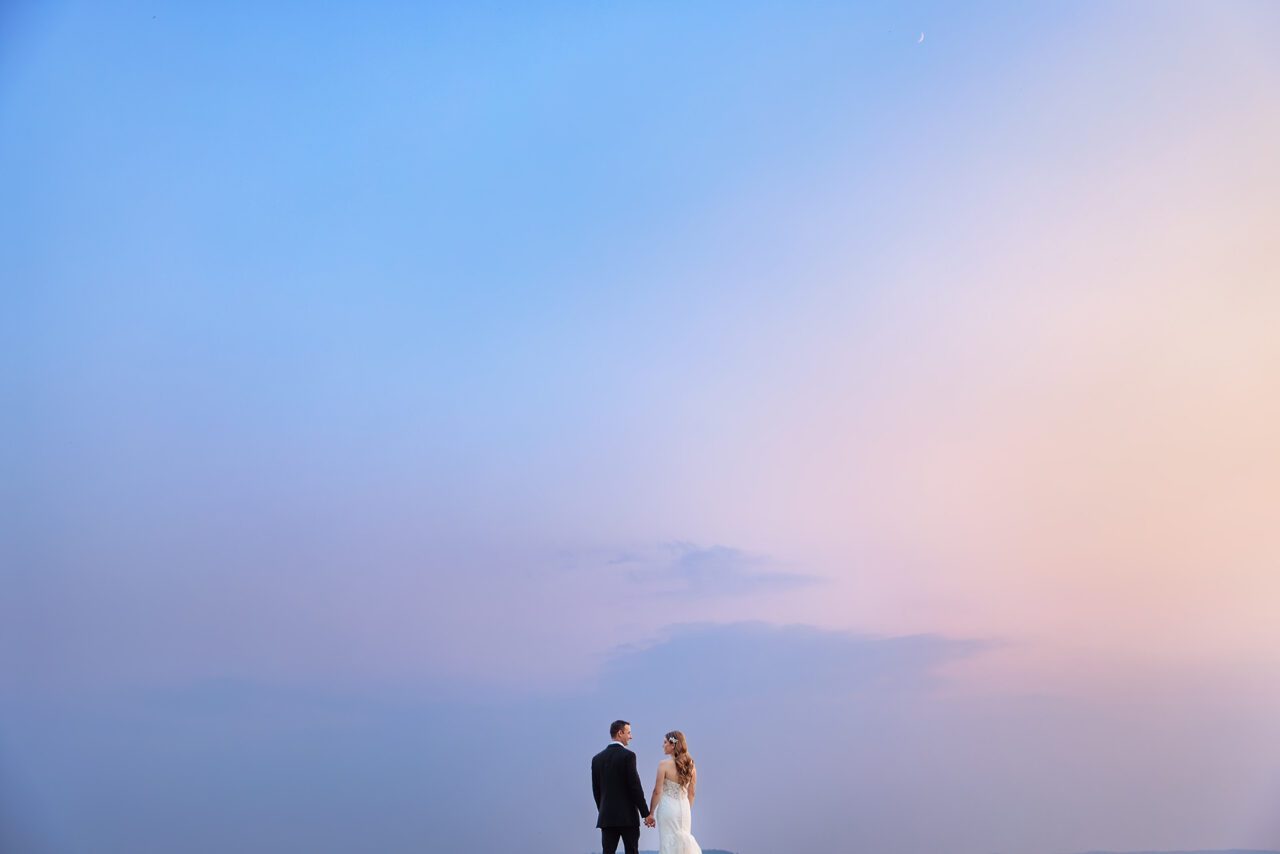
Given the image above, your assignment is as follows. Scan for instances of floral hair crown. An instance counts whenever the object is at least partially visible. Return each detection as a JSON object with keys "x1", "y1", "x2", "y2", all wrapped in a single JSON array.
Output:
[{"x1": 666, "y1": 735, "x2": 678, "y2": 744}]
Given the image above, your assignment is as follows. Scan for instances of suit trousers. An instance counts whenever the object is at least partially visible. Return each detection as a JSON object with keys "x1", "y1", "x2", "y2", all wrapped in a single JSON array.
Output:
[{"x1": 600, "y1": 825, "x2": 640, "y2": 854}]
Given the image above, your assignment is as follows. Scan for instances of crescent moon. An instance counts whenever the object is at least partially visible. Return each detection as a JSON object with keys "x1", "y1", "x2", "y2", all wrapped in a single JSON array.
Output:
[{"x1": 918, "y1": 32, "x2": 925, "y2": 43}]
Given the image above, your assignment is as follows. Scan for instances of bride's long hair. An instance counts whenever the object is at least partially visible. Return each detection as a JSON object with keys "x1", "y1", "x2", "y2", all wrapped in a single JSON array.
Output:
[{"x1": 665, "y1": 730, "x2": 694, "y2": 786}]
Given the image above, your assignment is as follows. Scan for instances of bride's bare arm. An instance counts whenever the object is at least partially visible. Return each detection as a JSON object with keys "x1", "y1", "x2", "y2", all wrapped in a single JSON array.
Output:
[
  {"x1": 688, "y1": 766, "x2": 697, "y2": 808},
  {"x1": 649, "y1": 762, "x2": 665, "y2": 817}
]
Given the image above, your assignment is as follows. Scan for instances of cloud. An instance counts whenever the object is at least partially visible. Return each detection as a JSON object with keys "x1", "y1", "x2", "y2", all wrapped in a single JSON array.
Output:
[
  {"x1": 599, "y1": 621, "x2": 979, "y2": 699},
  {"x1": 616, "y1": 542, "x2": 818, "y2": 598},
  {"x1": 8, "y1": 622, "x2": 1278, "y2": 854}
]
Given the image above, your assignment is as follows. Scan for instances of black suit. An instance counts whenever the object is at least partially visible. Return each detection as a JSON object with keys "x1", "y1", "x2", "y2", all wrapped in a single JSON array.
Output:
[{"x1": 591, "y1": 742, "x2": 649, "y2": 854}]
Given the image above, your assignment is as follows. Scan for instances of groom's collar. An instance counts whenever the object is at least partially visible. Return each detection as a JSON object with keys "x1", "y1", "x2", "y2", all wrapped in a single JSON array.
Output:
[{"x1": 608, "y1": 740, "x2": 629, "y2": 750}]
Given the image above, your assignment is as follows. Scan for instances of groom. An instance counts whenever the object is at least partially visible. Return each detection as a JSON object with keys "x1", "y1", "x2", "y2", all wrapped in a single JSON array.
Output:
[{"x1": 591, "y1": 719, "x2": 652, "y2": 854}]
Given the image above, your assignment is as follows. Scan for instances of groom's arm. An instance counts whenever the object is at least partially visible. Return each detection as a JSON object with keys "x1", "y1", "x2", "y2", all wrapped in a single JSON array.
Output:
[
  {"x1": 592, "y1": 758, "x2": 602, "y2": 809},
  {"x1": 626, "y1": 751, "x2": 650, "y2": 818}
]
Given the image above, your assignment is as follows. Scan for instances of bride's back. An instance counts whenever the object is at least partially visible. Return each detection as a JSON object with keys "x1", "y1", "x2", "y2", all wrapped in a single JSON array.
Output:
[{"x1": 658, "y1": 758, "x2": 692, "y2": 789}]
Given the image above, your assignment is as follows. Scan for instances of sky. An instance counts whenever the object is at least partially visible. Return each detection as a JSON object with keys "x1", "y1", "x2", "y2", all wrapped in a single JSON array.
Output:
[{"x1": 3, "y1": 1, "x2": 1280, "y2": 852}]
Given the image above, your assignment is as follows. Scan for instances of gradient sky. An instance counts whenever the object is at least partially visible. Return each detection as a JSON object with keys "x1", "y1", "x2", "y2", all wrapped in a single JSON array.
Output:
[{"x1": 4, "y1": 2, "x2": 1280, "y2": 853}]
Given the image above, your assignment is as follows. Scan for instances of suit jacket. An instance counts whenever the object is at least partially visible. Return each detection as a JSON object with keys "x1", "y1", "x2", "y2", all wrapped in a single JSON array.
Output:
[{"x1": 591, "y1": 742, "x2": 650, "y2": 828}]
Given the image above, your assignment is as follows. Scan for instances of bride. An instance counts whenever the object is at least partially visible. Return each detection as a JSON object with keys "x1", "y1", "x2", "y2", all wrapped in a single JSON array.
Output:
[{"x1": 647, "y1": 730, "x2": 702, "y2": 854}]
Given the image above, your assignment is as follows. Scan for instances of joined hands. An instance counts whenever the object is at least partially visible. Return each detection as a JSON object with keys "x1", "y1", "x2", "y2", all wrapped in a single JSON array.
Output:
[{"x1": 644, "y1": 815, "x2": 656, "y2": 828}]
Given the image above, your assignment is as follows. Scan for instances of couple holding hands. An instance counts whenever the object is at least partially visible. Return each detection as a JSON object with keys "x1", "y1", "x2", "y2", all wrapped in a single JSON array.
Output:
[{"x1": 591, "y1": 720, "x2": 702, "y2": 854}]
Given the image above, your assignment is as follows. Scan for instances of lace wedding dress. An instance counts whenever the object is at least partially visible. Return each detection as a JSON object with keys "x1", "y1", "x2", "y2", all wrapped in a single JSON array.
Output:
[{"x1": 656, "y1": 779, "x2": 702, "y2": 854}]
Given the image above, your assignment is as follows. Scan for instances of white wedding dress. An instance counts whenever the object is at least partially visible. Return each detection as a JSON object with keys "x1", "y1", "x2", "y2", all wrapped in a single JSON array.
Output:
[{"x1": 656, "y1": 778, "x2": 702, "y2": 854}]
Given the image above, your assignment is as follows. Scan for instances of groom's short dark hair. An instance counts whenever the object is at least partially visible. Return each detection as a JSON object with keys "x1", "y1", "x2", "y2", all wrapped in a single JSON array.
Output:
[{"x1": 609, "y1": 720, "x2": 629, "y2": 738}]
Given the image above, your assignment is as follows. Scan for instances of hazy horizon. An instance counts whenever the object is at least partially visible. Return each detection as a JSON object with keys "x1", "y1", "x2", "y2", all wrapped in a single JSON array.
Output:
[{"x1": 4, "y1": 1, "x2": 1280, "y2": 853}]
